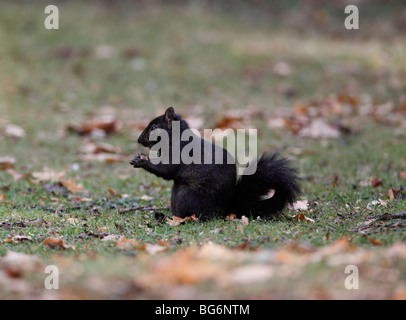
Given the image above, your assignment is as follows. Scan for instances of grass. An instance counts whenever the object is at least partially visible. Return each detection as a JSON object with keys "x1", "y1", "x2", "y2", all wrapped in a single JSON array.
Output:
[{"x1": 0, "y1": 1, "x2": 406, "y2": 299}]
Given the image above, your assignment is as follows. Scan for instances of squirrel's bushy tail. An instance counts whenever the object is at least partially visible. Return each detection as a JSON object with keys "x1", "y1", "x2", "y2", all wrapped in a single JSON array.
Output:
[{"x1": 230, "y1": 153, "x2": 301, "y2": 217}]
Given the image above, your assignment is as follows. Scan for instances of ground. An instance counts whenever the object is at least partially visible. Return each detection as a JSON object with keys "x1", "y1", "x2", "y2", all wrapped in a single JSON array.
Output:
[{"x1": 0, "y1": 1, "x2": 405, "y2": 299}]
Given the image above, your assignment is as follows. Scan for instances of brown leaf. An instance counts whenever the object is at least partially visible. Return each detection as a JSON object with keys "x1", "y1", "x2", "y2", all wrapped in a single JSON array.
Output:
[
  {"x1": 166, "y1": 216, "x2": 186, "y2": 227},
  {"x1": 184, "y1": 214, "x2": 198, "y2": 222},
  {"x1": 43, "y1": 238, "x2": 64, "y2": 249},
  {"x1": 61, "y1": 177, "x2": 84, "y2": 193},
  {"x1": 225, "y1": 214, "x2": 236, "y2": 221},
  {"x1": 32, "y1": 168, "x2": 66, "y2": 183},
  {"x1": 371, "y1": 176, "x2": 382, "y2": 188},
  {"x1": 387, "y1": 188, "x2": 406, "y2": 201},
  {"x1": 0, "y1": 156, "x2": 15, "y2": 170},
  {"x1": 107, "y1": 186, "x2": 121, "y2": 197},
  {"x1": 292, "y1": 212, "x2": 315, "y2": 223},
  {"x1": 399, "y1": 171, "x2": 406, "y2": 181},
  {"x1": 368, "y1": 238, "x2": 384, "y2": 246},
  {"x1": 115, "y1": 236, "x2": 145, "y2": 250},
  {"x1": 67, "y1": 114, "x2": 120, "y2": 136}
]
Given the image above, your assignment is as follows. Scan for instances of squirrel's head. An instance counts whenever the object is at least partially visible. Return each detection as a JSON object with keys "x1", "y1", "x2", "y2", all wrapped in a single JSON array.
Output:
[{"x1": 137, "y1": 106, "x2": 183, "y2": 148}]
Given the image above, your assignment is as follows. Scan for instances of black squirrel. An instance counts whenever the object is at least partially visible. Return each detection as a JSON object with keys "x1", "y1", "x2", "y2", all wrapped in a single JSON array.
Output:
[{"x1": 130, "y1": 106, "x2": 300, "y2": 219}]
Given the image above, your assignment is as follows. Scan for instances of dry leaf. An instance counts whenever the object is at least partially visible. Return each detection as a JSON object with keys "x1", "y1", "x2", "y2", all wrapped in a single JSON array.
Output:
[
  {"x1": 371, "y1": 176, "x2": 382, "y2": 188},
  {"x1": 166, "y1": 216, "x2": 186, "y2": 227},
  {"x1": 367, "y1": 199, "x2": 388, "y2": 209},
  {"x1": 8, "y1": 235, "x2": 33, "y2": 243},
  {"x1": 292, "y1": 212, "x2": 315, "y2": 223},
  {"x1": 32, "y1": 168, "x2": 66, "y2": 183},
  {"x1": 368, "y1": 238, "x2": 384, "y2": 246},
  {"x1": 288, "y1": 200, "x2": 310, "y2": 211},
  {"x1": 5, "y1": 124, "x2": 26, "y2": 138},
  {"x1": 115, "y1": 236, "x2": 145, "y2": 250},
  {"x1": 61, "y1": 177, "x2": 84, "y2": 193},
  {"x1": 387, "y1": 188, "x2": 406, "y2": 201},
  {"x1": 298, "y1": 118, "x2": 341, "y2": 139},
  {"x1": 399, "y1": 171, "x2": 406, "y2": 181},
  {"x1": 184, "y1": 215, "x2": 198, "y2": 222},
  {"x1": 6, "y1": 169, "x2": 26, "y2": 181},
  {"x1": 0, "y1": 156, "x2": 15, "y2": 170},
  {"x1": 67, "y1": 217, "x2": 79, "y2": 225},
  {"x1": 225, "y1": 214, "x2": 237, "y2": 221},
  {"x1": 107, "y1": 186, "x2": 121, "y2": 197},
  {"x1": 43, "y1": 238, "x2": 65, "y2": 249},
  {"x1": 67, "y1": 114, "x2": 120, "y2": 136},
  {"x1": 145, "y1": 243, "x2": 169, "y2": 255}
]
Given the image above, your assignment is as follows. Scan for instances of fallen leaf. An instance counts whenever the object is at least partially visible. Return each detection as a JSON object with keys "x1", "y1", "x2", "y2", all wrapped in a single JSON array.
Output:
[
  {"x1": 367, "y1": 199, "x2": 388, "y2": 209},
  {"x1": 387, "y1": 188, "x2": 406, "y2": 201},
  {"x1": 5, "y1": 124, "x2": 26, "y2": 138},
  {"x1": 107, "y1": 186, "x2": 121, "y2": 197},
  {"x1": 32, "y1": 168, "x2": 66, "y2": 183},
  {"x1": 399, "y1": 171, "x2": 406, "y2": 181},
  {"x1": 368, "y1": 238, "x2": 384, "y2": 246},
  {"x1": 66, "y1": 217, "x2": 79, "y2": 225},
  {"x1": 225, "y1": 214, "x2": 237, "y2": 221},
  {"x1": 8, "y1": 235, "x2": 33, "y2": 243},
  {"x1": 292, "y1": 212, "x2": 315, "y2": 223},
  {"x1": 43, "y1": 238, "x2": 75, "y2": 250},
  {"x1": 298, "y1": 118, "x2": 341, "y2": 139},
  {"x1": 288, "y1": 199, "x2": 310, "y2": 211},
  {"x1": 67, "y1": 114, "x2": 120, "y2": 136},
  {"x1": 28, "y1": 217, "x2": 47, "y2": 226},
  {"x1": 166, "y1": 216, "x2": 186, "y2": 227},
  {"x1": 184, "y1": 215, "x2": 198, "y2": 222},
  {"x1": 6, "y1": 169, "x2": 27, "y2": 182},
  {"x1": 371, "y1": 176, "x2": 382, "y2": 188},
  {"x1": 115, "y1": 236, "x2": 145, "y2": 250},
  {"x1": 0, "y1": 156, "x2": 15, "y2": 170},
  {"x1": 61, "y1": 177, "x2": 84, "y2": 193},
  {"x1": 145, "y1": 243, "x2": 169, "y2": 255}
]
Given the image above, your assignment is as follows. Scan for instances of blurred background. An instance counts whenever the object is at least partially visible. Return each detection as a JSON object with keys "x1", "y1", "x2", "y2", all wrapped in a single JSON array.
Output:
[{"x1": 0, "y1": 0, "x2": 405, "y2": 189}]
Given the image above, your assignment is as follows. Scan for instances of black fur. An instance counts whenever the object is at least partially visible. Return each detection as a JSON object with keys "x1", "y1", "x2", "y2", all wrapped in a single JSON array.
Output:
[{"x1": 131, "y1": 107, "x2": 301, "y2": 219}]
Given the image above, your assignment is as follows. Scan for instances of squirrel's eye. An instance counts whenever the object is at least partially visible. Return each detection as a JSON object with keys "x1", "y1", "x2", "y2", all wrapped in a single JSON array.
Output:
[{"x1": 151, "y1": 124, "x2": 158, "y2": 131}]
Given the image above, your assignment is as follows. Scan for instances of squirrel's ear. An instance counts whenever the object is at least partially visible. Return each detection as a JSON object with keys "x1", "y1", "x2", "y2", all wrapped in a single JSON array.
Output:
[{"x1": 164, "y1": 106, "x2": 175, "y2": 129}]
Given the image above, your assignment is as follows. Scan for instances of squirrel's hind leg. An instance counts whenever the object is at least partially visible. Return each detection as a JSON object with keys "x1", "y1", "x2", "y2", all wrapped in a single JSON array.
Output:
[{"x1": 170, "y1": 187, "x2": 225, "y2": 220}]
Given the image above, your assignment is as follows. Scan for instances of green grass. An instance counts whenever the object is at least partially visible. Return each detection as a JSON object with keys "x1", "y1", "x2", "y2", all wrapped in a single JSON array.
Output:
[{"x1": 0, "y1": 1, "x2": 405, "y2": 299}]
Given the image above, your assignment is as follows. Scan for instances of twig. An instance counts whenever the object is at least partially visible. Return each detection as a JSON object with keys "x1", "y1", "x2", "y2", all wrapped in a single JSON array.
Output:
[{"x1": 368, "y1": 212, "x2": 406, "y2": 220}]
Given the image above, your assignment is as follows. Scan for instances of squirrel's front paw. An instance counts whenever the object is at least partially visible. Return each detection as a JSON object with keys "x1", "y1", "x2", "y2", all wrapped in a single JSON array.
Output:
[{"x1": 130, "y1": 153, "x2": 149, "y2": 168}]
